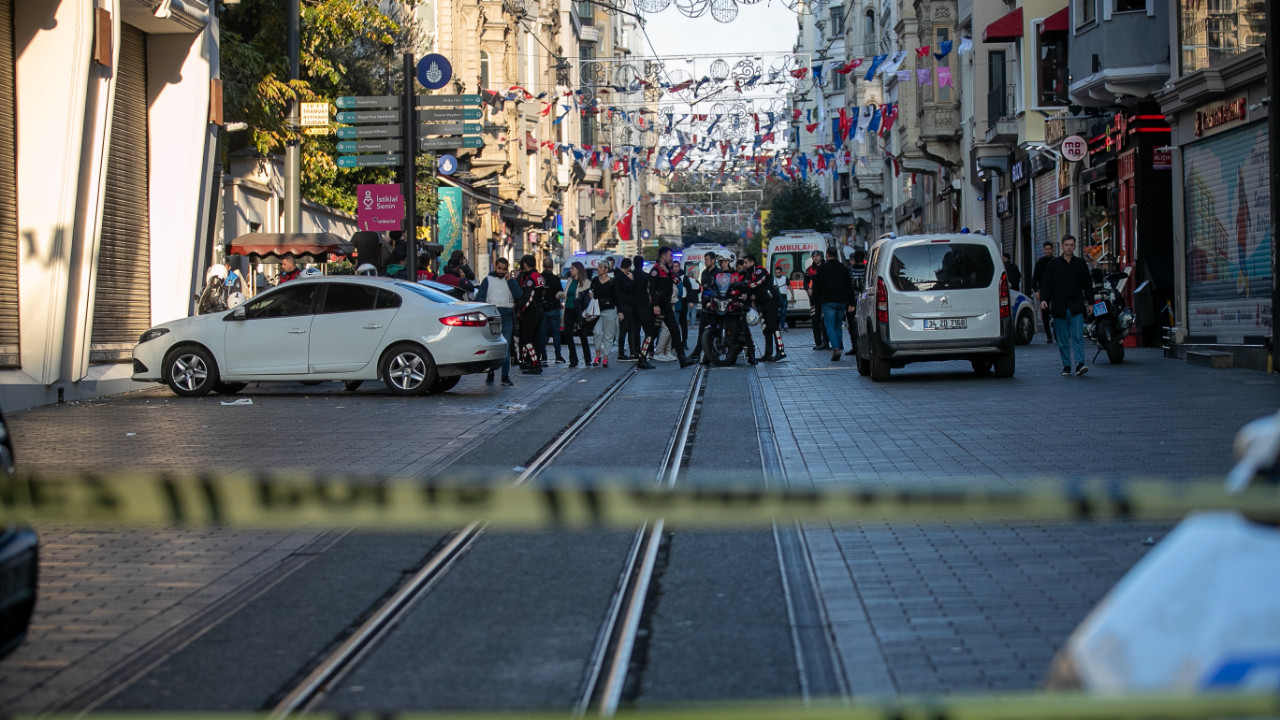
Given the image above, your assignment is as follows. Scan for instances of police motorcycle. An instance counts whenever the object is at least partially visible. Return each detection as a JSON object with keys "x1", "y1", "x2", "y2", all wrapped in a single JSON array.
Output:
[
  {"x1": 195, "y1": 264, "x2": 247, "y2": 315},
  {"x1": 1083, "y1": 268, "x2": 1134, "y2": 364},
  {"x1": 700, "y1": 272, "x2": 760, "y2": 366}
]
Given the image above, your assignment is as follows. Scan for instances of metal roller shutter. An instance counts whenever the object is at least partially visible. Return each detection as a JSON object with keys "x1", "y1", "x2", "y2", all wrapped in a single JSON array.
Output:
[
  {"x1": 92, "y1": 24, "x2": 150, "y2": 362},
  {"x1": 1033, "y1": 171, "x2": 1056, "y2": 249},
  {"x1": 1018, "y1": 184, "x2": 1031, "y2": 258},
  {"x1": 0, "y1": 0, "x2": 18, "y2": 368},
  {"x1": 1182, "y1": 121, "x2": 1272, "y2": 344},
  {"x1": 983, "y1": 179, "x2": 993, "y2": 236}
]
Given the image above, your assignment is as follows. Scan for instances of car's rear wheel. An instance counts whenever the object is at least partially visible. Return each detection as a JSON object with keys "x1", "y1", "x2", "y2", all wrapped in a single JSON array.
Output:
[
  {"x1": 1015, "y1": 309, "x2": 1035, "y2": 345},
  {"x1": 213, "y1": 382, "x2": 248, "y2": 395},
  {"x1": 381, "y1": 343, "x2": 436, "y2": 396},
  {"x1": 164, "y1": 346, "x2": 219, "y2": 397},
  {"x1": 869, "y1": 349, "x2": 891, "y2": 382},
  {"x1": 428, "y1": 375, "x2": 461, "y2": 394},
  {"x1": 994, "y1": 349, "x2": 1016, "y2": 378}
]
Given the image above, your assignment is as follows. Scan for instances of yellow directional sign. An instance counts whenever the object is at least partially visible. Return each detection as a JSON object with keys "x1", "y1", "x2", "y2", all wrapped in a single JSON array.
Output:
[{"x1": 300, "y1": 102, "x2": 330, "y2": 127}]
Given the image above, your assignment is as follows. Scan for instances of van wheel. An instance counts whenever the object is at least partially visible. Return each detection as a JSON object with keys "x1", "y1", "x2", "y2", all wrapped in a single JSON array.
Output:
[
  {"x1": 994, "y1": 350, "x2": 1016, "y2": 378},
  {"x1": 971, "y1": 360, "x2": 992, "y2": 375},
  {"x1": 1015, "y1": 309, "x2": 1035, "y2": 345},
  {"x1": 869, "y1": 350, "x2": 891, "y2": 382}
]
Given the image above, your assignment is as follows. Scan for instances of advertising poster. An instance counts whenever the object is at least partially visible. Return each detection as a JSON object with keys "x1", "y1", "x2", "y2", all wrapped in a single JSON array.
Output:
[
  {"x1": 1183, "y1": 122, "x2": 1273, "y2": 342},
  {"x1": 437, "y1": 186, "x2": 463, "y2": 259}
]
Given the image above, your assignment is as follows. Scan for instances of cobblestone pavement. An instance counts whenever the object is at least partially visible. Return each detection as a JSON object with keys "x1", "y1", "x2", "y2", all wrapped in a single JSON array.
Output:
[
  {"x1": 755, "y1": 330, "x2": 1280, "y2": 695},
  {"x1": 3, "y1": 333, "x2": 1279, "y2": 708}
]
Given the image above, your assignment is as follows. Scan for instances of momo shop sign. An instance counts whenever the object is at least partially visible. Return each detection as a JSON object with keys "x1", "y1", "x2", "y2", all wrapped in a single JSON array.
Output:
[{"x1": 357, "y1": 184, "x2": 404, "y2": 232}]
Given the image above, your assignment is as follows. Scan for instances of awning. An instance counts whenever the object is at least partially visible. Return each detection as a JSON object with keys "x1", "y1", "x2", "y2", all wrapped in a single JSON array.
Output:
[
  {"x1": 227, "y1": 233, "x2": 353, "y2": 258},
  {"x1": 983, "y1": 6, "x2": 1023, "y2": 43},
  {"x1": 1041, "y1": 6, "x2": 1069, "y2": 34}
]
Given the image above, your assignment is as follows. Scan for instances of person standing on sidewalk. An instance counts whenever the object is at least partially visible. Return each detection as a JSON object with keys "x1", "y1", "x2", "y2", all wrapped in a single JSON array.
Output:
[
  {"x1": 1031, "y1": 241, "x2": 1056, "y2": 344},
  {"x1": 540, "y1": 257, "x2": 566, "y2": 365},
  {"x1": 811, "y1": 246, "x2": 856, "y2": 362},
  {"x1": 614, "y1": 258, "x2": 638, "y2": 360},
  {"x1": 561, "y1": 261, "x2": 592, "y2": 367},
  {"x1": 773, "y1": 266, "x2": 791, "y2": 330},
  {"x1": 514, "y1": 254, "x2": 547, "y2": 375},
  {"x1": 476, "y1": 257, "x2": 522, "y2": 386},
  {"x1": 742, "y1": 254, "x2": 782, "y2": 363},
  {"x1": 687, "y1": 252, "x2": 719, "y2": 365},
  {"x1": 805, "y1": 250, "x2": 828, "y2": 349},
  {"x1": 588, "y1": 260, "x2": 620, "y2": 368},
  {"x1": 844, "y1": 249, "x2": 866, "y2": 354},
  {"x1": 1039, "y1": 235, "x2": 1093, "y2": 376}
]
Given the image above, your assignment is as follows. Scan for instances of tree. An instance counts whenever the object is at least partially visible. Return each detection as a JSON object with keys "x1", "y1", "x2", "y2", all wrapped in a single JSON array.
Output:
[
  {"x1": 763, "y1": 180, "x2": 832, "y2": 238},
  {"x1": 220, "y1": 0, "x2": 431, "y2": 214}
]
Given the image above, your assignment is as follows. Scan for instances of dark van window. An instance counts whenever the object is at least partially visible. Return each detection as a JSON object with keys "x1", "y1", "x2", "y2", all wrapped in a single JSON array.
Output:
[
  {"x1": 888, "y1": 243, "x2": 995, "y2": 292},
  {"x1": 320, "y1": 283, "x2": 380, "y2": 313}
]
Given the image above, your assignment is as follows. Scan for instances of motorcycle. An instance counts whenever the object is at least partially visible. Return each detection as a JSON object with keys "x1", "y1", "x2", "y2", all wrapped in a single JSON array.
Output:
[
  {"x1": 1084, "y1": 269, "x2": 1135, "y2": 364},
  {"x1": 700, "y1": 273, "x2": 752, "y2": 366}
]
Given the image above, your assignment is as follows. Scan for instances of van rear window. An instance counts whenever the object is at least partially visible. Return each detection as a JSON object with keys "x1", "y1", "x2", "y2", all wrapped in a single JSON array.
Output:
[{"x1": 888, "y1": 244, "x2": 995, "y2": 292}]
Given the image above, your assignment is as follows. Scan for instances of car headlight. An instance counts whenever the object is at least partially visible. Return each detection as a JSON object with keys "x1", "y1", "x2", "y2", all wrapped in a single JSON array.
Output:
[{"x1": 138, "y1": 328, "x2": 170, "y2": 344}]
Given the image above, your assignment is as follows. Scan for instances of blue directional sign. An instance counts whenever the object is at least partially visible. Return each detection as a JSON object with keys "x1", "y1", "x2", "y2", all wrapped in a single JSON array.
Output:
[
  {"x1": 438, "y1": 154, "x2": 458, "y2": 176},
  {"x1": 338, "y1": 154, "x2": 402, "y2": 168},
  {"x1": 417, "y1": 54, "x2": 453, "y2": 91}
]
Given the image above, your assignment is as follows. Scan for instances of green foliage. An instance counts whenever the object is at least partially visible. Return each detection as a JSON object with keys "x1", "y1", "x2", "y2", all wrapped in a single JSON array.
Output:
[
  {"x1": 221, "y1": 0, "x2": 418, "y2": 213},
  {"x1": 764, "y1": 180, "x2": 832, "y2": 237}
]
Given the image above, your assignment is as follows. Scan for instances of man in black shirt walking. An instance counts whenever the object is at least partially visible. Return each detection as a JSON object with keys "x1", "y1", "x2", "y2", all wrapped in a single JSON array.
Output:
[
  {"x1": 1031, "y1": 241, "x2": 1056, "y2": 343},
  {"x1": 1039, "y1": 235, "x2": 1093, "y2": 376}
]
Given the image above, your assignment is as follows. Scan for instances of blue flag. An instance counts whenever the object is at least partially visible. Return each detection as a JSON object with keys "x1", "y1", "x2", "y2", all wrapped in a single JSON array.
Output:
[{"x1": 864, "y1": 54, "x2": 888, "y2": 82}]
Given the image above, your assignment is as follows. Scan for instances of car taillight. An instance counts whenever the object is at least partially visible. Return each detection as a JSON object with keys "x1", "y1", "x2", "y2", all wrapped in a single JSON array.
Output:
[
  {"x1": 440, "y1": 312, "x2": 488, "y2": 327},
  {"x1": 999, "y1": 271, "x2": 1010, "y2": 319},
  {"x1": 876, "y1": 277, "x2": 888, "y2": 325}
]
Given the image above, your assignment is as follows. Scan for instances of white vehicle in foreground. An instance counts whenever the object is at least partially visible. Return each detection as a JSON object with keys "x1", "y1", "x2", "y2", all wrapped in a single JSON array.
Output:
[{"x1": 132, "y1": 276, "x2": 508, "y2": 397}]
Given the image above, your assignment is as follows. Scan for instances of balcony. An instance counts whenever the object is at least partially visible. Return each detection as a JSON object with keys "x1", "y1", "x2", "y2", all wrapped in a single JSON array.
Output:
[
  {"x1": 985, "y1": 83, "x2": 1018, "y2": 144},
  {"x1": 920, "y1": 105, "x2": 960, "y2": 141}
]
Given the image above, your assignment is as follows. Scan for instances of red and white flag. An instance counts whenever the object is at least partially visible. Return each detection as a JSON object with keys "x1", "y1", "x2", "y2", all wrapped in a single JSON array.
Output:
[{"x1": 616, "y1": 206, "x2": 634, "y2": 243}]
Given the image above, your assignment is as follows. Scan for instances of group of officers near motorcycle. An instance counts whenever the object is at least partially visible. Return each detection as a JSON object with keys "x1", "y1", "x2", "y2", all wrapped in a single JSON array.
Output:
[{"x1": 506, "y1": 246, "x2": 797, "y2": 374}]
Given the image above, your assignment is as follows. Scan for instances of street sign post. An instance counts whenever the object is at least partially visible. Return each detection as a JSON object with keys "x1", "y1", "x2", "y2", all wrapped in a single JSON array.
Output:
[
  {"x1": 417, "y1": 54, "x2": 453, "y2": 91},
  {"x1": 336, "y1": 125, "x2": 402, "y2": 140},
  {"x1": 337, "y1": 154, "x2": 402, "y2": 168},
  {"x1": 417, "y1": 108, "x2": 482, "y2": 122},
  {"x1": 418, "y1": 136, "x2": 484, "y2": 150},
  {"x1": 300, "y1": 102, "x2": 329, "y2": 127},
  {"x1": 335, "y1": 95, "x2": 400, "y2": 109},
  {"x1": 416, "y1": 94, "x2": 481, "y2": 106},
  {"x1": 438, "y1": 155, "x2": 458, "y2": 176},
  {"x1": 337, "y1": 139, "x2": 402, "y2": 153},
  {"x1": 418, "y1": 123, "x2": 482, "y2": 135},
  {"x1": 336, "y1": 110, "x2": 400, "y2": 124}
]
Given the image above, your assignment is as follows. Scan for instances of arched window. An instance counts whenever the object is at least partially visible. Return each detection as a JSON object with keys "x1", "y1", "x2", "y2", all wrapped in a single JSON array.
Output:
[
  {"x1": 863, "y1": 10, "x2": 875, "y2": 55},
  {"x1": 479, "y1": 51, "x2": 490, "y2": 90}
]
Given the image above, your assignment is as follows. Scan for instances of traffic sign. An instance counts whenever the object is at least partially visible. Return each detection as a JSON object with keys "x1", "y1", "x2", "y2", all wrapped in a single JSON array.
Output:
[
  {"x1": 336, "y1": 95, "x2": 400, "y2": 109},
  {"x1": 300, "y1": 102, "x2": 329, "y2": 127},
  {"x1": 337, "y1": 139, "x2": 402, "y2": 154},
  {"x1": 418, "y1": 136, "x2": 484, "y2": 150},
  {"x1": 418, "y1": 123, "x2": 482, "y2": 135},
  {"x1": 417, "y1": 108, "x2": 482, "y2": 122},
  {"x1": 437, "y1": 155, "x2": 458, "y2": 176},
  {"x1": 336, "y1": 110, "x2": 399, "y2": 124},
  {"x1": 417, "y1": 54, "x2": 453, "y2": 91},
  {"x1": 337, "y1": 154, "x2": 402, "y2": 168},
  {"x1": 336, "y1": 125, "x2": 402, "y2": 139},
  {"x1": 416, "y1": 94, "x2": 481, "y2": 107}
]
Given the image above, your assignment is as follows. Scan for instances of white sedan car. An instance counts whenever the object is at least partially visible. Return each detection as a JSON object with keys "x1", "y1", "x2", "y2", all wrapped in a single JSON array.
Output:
[{"x1": 133, "y1": 276, "x2": 508, "y2": 397}]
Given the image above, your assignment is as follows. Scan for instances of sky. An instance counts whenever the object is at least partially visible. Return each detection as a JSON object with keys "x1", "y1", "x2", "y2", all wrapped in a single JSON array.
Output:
[{"x1": 638, "y1": 0, "x2": 801, "y2": 58}]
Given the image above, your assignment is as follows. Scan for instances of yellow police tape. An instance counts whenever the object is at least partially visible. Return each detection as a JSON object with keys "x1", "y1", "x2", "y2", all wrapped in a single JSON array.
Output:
[
  {"x1": 22, "y1": 691, "x2": 1280, "y2": 720},
  {"x1": 3, "y1": 471, "x2": 1280, "y2": 529}
]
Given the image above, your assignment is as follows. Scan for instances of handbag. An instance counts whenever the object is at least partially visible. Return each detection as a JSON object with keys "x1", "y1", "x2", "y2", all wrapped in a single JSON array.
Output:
[{"x1": 582, "y1": 297, "x2": 601, "y2": 321}]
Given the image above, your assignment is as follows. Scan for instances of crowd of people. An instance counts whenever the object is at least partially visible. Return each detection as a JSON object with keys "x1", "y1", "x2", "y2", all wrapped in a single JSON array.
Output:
[{"x1": 471, "y1": 245, "x2": 871, "y2": 386}]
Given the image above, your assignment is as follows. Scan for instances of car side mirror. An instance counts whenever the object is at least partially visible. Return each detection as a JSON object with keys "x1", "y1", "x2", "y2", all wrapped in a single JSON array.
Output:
[{"x1": 226, "y1": 306, "x2": 246, "y2": 321}]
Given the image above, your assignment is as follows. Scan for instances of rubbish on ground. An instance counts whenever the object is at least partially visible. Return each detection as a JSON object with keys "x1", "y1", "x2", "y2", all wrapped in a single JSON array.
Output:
[{"x1": 221, "y1": 398, "x2": 254, "y2": 406}]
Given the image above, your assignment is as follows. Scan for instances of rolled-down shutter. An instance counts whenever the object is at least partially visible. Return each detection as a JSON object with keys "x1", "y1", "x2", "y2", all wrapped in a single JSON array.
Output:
[
  {"x1": 92, "y1": 24, "x2": 150, "y2": 362},
  {"x1": 0, "y1": 0, "x2": 18, "y2": 368},
  {"x1": 983, "y1": 179, "x2": 993, "y2": 237}
]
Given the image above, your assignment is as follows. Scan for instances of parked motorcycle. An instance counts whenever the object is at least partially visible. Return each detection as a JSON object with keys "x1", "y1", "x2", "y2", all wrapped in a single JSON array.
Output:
[
  {"x1": 701, "y1": 273, "x2": 751, "y2": 366},
  {"x1": 1084, "y1": 269, "x2": 1135, "y2": 364}
]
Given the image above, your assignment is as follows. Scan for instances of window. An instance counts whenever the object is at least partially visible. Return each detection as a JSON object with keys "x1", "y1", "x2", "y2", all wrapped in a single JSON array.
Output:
[
  {"x1": 1077, "y1": 0, "x2": 1096, "y2": 26},
  {"x1": 1179, "y1": 0, "x2": 1266, "y2": 73},
  {"x1": 933, "y1": 27, "x2": 953, "y2": 104},
  {"x1": 1114, "y1": 0, "x2": 1144, "y2": 12},
  {"x1": 988, "y1": 50, "x2": 1009, "y2": 123},
  {"x1": 888, "y1": 244, "x2": 995, "y2": 292},
  {"x1": 320, "y1": 283, "x2": 380, "y2": 313},
  {"x1": 830, "y1": 7, "x2": 845, "y2": 37},
  {"x1": 479, "y1": 51, "x2": 490, "y2": 90},
  {"x1": 863, "y1": 10, "x2": 876, "y2": 55},
  {"x1": 577, "y1": 0, "x2": 593, "y2": 25},
  {"x1": 243, "y1": 285, "x2": 317, "y2": 319},
  {"x1": 375, "y1": 290, "x2": 402, "y2": 309},
  {"x1": 580, "y1": 44, "x2": 596, "y2": 147},
  {"x1": 832, "y1": 70, "x2": 846, "y2": 92},
  {"x1": 1036, "y1": 31, "x2": 1068, "y2": 107},
  {"x1": 396, "y1": 282, "x2": 458, "y2": 304}
]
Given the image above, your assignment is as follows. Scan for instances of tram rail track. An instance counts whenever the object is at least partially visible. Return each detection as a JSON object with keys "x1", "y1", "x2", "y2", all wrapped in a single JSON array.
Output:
[{"x1": 269, "y1": 363, "x2": 707, "y2": 718}]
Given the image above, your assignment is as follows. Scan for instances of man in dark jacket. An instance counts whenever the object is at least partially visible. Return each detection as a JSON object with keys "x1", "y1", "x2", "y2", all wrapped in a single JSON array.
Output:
[
  {"x1": 804, "y1": 250, "x2": 828, "y2": 349},
  {"x1": 1030, "y1": 241, "x2": 1056, "y2": 343},
  {"x1": 637, "y1": 246, "x2": 695, "y2": 369},
  {"x1": 811, "y1": 246, "x2": 856, "y2": 362},
  {"x1": 1039, "y1": 235, "x2": 1093, "y2": 376}
]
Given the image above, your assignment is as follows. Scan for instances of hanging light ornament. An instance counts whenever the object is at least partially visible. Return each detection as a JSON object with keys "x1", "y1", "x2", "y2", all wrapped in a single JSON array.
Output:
[{"x1": 709, "y1": 0, "x2": 738, "y2": 23}]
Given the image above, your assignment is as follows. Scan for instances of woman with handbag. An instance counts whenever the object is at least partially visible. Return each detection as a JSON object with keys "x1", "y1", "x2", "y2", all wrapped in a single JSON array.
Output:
[
  {"x1": 562, "y1": 261, "x2": 593, "y2": 367},
  {"x1": 587, "y1": 260, "x2": 619, "y2": 368}
]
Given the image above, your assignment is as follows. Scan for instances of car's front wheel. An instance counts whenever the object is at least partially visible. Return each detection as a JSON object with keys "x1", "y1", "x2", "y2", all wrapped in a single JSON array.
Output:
[
  {"x1": 164, "y1": 346, "x2": 220, "y2": 397},
  {"x1": 381, "y1": 343, "x2": 436, "y2": 396}
]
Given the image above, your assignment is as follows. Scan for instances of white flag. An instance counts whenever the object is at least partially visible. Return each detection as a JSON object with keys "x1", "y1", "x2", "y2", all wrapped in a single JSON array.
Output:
[{"x1": 879, "y1": 50, "x2": 909, "y2": 77}]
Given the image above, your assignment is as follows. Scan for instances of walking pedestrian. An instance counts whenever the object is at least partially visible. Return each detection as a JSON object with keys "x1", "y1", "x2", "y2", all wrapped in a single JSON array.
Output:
[
  {"x1": 540, "y1": 257, "x2": 565, "y2": 365},
  {"x1": 773, "y1": 266, "x2": 790, "y2": 330},
  {"x1": 1031, "y1": 241, "x2": 1056, "y2": 343},
  {"x1": 1003, "y1": 252, "x2": 1023, "y2": 293},
  {"x1": 1039, "y1": 235, "x2": 1093, "y2": 376},
  {"x1": 805, "y1": 250, "x2": 828, "y2": 349},
  {"x1": 588, "y1": 260, "x2": 620, "y2": 367},
  {"x1": 614, "y1": 258, "x2": 639, "y2": 360},
  {"x1": 811, "y1": 246, "x2": 856, "y2": 362},
  {"x1": 514, "y1": 254, "x2": 547, "y2": 374},
  {"x1": 476, "y1": 257, "x2": 522, "y2": 386},
  {"x1": 561, "y1": 261, "x2": 592, "y2": 367},
  {"x1": 844, "y1": 249, "x2": 866, "y2": 354}
]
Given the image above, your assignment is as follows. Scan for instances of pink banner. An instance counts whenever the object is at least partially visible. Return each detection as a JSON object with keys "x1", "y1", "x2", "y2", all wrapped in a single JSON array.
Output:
[
  {"x1": 917, "y1": 68, "x2": 931, "y2": 86},
  {"x1": 938, "y1": 67, "x2": 953, "y2": 88}
]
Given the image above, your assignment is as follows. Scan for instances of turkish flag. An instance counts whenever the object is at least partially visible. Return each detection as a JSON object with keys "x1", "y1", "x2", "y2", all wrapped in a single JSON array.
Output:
[{"x1": 616, "y1": 206, "x2": 634, "y2": 243}]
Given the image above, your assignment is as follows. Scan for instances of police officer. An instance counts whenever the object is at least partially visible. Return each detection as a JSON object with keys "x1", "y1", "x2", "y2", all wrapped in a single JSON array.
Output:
[
  {"x1": 741, "y1": 254, "x2": 784, "y2": 363},
  {"x1": 686, "y1": 251, "x2": 719, "y2": 365},
  {"x1": 514, "y1": 254, "x2": 547, "y2": 374},
  {"x1": 637, "y1": 246, "x2": 696, "y2": 369}
]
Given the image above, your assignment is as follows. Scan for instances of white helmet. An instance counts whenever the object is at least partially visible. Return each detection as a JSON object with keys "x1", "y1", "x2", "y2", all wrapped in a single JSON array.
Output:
[
  {"x1": 301, "y1": 267, "x2": 323, "y2": 278},
  {"x1": 746, "y1": 307, "x2": 762, "y2": 326},
  {"x1": 205, "y1": 264, "x2": 228, "y2": 282},
  {"x1": 227, "y1": 292, "x2": 247, "y2": 309},
  {"x1": 356, "y1": 263, "x2": 378, "y2": 276}
]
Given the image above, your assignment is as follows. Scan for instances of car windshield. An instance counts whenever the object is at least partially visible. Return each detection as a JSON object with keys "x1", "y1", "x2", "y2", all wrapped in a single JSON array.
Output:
[
  {"x1": 889, "y1": 243, "x2": 995, "y2": 292},
  {"x1": 397, "y1": 281, "x2": 460, "y2": 304}
]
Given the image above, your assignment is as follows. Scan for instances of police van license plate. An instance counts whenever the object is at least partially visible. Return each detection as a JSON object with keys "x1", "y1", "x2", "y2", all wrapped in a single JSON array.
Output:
[
  {"x1": 924, "y1": 318, "x2": 966, "y2": 330},
  {"x1": 1093, "y1": 301, "x2": 1108, "y2": 316}
]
